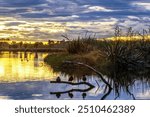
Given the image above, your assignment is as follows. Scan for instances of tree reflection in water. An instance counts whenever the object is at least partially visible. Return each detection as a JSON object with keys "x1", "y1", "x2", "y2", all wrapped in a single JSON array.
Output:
[{"x1": 49, "y1": 61, "x2": 150, "y2": 100}]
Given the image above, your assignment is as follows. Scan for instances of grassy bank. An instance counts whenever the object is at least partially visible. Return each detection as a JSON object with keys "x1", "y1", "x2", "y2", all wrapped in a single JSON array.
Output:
[
  {"x1": 44, "y1": 50, "x2": 108, "y2": 74},
  {"x1": 44, "y1": 53, "x2": 74, "y2": 68},
  {"x1": 44, "y1": 39, "x2": 150, "y2": 74},
  {"x1": 44, "y1": 27, "x2": 150, "y2": 75},
  {"x1": 44, "y1": 50, "x2": 103, "y2": 66}
]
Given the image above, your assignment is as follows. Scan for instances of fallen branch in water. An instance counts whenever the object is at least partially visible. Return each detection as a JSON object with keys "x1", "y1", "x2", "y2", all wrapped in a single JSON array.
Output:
[
  {"x1": 50, "y1": 81, "x2": 95, "y2": 88},
  {"x1": 63, "y1": 61, "x2": 112, "y2": 89},
  {"x1": 50, "y1": 87, "x2": 94, "y2": 95}
]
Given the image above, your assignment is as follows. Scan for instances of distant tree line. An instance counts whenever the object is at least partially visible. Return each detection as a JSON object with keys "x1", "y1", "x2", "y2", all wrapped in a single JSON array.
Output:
[{"x1": 0, "y1": 40, "x2": 66, "y2": 50}]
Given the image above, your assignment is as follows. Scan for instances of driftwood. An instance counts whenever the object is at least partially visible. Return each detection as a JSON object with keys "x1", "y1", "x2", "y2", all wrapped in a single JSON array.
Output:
[
  {"x1": 50, "y1": 81, "x2": 94, "y2": 96},
  {"x1": 50, "y1": 81, "x2": 95, "y2": 88},
  {"x1": 50, "y1": 80, "x2": 113, "y2": 100},
  {"x1": 50, "y1": 87, "x2": 94, "y2": 95},
  {"x1": 63, "y1": 61, "x2": 112, "y2": 89}
]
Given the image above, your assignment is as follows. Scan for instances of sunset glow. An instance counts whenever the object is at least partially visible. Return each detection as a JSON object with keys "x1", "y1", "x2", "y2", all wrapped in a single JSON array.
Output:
[
  {"x1": 0, "y1": 0, "x2": 149, "y2": 41},
  {"x1": 0, "y1": 52, "x2": 58, "y2": 83}
]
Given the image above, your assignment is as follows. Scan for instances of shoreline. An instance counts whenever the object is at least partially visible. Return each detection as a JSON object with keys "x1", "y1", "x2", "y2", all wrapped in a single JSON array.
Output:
[{"x1": 0, "y1": 48, "x2": 66, "y2": 52}]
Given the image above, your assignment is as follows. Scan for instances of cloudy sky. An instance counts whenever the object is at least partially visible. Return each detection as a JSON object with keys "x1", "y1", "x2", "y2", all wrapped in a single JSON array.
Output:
[{"x1": 0, "y1": 0, "x2": 150, "y2": 41}]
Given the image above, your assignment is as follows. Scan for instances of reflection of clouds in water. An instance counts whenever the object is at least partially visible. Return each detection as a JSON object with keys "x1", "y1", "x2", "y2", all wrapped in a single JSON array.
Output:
[
  {"x1": 134, "y1": 80, "x2": 150, "y2": 99},
  {"x1": 32, "y1": 94, "x2": 43, "y2": 97},
  {"x1": 0, "y1": 81, "x2": 53, "y2": 100},
  {"x1": 88, "y1": 86, "x2": 105, "y2": 97},
  {"x1": 88, "y1": 77, "x2": 105, "y2": 96},
  {"x1": 87, "y1": 75, "x2": 108, "y2": 97},
  {"x1": 0, "y1": 77, "x2": 150, "y2": 100},
  {"x1": 136, "y1": 90, "x2": 150, "y2": 99},
  {"x1": 0, "y1": 52, "x2": 150, "y2": 99}
]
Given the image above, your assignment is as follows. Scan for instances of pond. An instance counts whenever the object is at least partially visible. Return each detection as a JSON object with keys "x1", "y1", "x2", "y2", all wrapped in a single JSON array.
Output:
[{"x1": 0, "y1": 51, "x2": 150, "y2": 100}]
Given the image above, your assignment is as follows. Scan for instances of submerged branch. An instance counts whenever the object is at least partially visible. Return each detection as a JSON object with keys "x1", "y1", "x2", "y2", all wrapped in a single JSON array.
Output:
[
  {"x1": 50, "y1": 81, "x2": 95, "y2": 88},
  {"x1": 50, "y1": 86, "x2": 94, "y2": 95},
  {"x1": 63, "y1": 61, "x2": 112, "y2": 89}
]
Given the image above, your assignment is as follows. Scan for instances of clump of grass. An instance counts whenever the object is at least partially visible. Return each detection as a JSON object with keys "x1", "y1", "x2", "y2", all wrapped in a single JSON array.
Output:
[
  {"x1": 101, "y1": 39, "x2": 143, "y2": 69},
  {"x1": 44, "y1": 53, "x2": 73, "y2": 67},
  {"x1": 62, "y1": 34, "x2": 97, "y2": 54},
  {"x1": 73, "y1": 51, "x2": 100, "y2": 66},
  {"x1": 100, "y1": 26, "x2": 149, "y2": 70}
]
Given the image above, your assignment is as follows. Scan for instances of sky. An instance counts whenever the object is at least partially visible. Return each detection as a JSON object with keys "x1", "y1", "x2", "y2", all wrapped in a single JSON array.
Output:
[{"x1": 0, "y1": 0, "x2": 150, "y2": 41}]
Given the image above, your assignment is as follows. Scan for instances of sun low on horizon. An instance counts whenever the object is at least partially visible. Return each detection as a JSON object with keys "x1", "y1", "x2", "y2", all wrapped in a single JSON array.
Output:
[{"x1": 0, "y1": 0, "x2": 150, "y2": 41}]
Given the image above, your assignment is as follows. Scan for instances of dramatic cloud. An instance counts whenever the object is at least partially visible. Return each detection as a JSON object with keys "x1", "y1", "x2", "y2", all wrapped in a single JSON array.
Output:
[
  {"x1": 0, "y1": 0, "x2": 150, "y2": 40},
  {"x1": 132, "y1": 2, "x2": 150, "y2": 11}
]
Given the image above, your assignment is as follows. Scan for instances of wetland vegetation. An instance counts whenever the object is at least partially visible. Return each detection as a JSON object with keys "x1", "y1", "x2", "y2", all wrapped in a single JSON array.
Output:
[
  {"x1": 0, "y1": 26, "x2": 150, "y2": 100},
  {"x1": 43, "y1": 27, "x2": 150, "y2": 99}
]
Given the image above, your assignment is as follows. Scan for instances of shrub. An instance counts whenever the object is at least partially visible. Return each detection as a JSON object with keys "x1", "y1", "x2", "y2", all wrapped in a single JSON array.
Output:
[{"x1": 62, "y1": 35, "x2": 97, "y2": 54}]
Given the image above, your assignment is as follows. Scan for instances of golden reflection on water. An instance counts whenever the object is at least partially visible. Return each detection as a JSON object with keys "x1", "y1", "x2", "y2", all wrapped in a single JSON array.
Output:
[{"x1": 0, "y1": 52, "x2": 58, "y2": 83}]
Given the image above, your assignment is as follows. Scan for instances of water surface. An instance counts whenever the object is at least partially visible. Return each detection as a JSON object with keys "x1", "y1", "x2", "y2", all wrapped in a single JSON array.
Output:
[{"x1": 0, "y1": 52, "x2": 150, "y2": 100}]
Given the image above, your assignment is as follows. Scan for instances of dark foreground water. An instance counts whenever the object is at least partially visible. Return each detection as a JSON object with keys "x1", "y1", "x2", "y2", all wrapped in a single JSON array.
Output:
[{"x1": 0, "y1": 52, "x2": 150, "y2": 100}]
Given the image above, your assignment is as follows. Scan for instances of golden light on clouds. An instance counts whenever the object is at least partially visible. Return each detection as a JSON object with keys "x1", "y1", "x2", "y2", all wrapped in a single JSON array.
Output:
[
  {"x1": 106, "y1": 35, "x2": 150, "y2": 41},
  {"x1": 0, "y1": 16, "x2": 119, "y2": 41},
  {"x1": 0, "y1": 25, "x2": 5, "y2": 30},
  {"x1": 40, "y1": 28, "x2": 66, "y2": 33},
  {"x1": 0, "y1": 16, "x2": 69, "y2": 40}
]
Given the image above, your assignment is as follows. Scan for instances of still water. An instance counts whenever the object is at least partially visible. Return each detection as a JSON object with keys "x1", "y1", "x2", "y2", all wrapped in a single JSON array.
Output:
[{"x1": 0, "y1": 52, "x2": 150, "y2": 100}]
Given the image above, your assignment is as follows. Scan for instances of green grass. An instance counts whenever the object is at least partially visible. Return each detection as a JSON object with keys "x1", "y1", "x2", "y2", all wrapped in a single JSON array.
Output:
[
  {"x1": 45, "y1": 26, "x2": 150, "y2": 72},
  {"x1": 66, "y1": 36, "x2": 97, "y2": 54},
  {"x1": 44, "y1": 52, "x2": 101, "y2": 77},
  {"x1": 44, "y1": 53, "x2": 74, "y2": 68}
]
